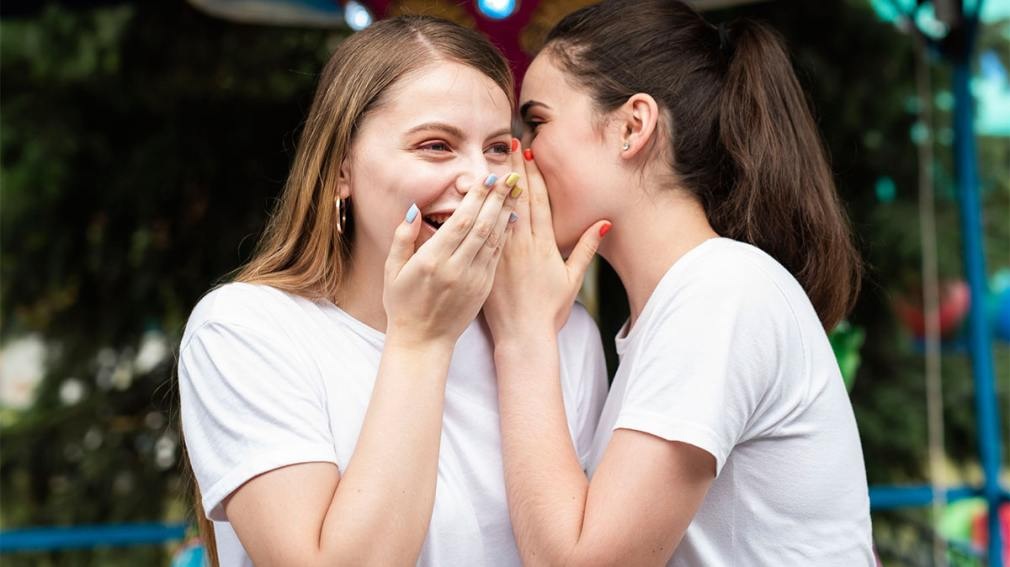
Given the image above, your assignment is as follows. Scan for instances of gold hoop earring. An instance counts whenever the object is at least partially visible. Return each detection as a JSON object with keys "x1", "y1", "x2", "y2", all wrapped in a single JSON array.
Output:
[{"x1": 335, "y1": 196, "x2": 349, "y2": 234}]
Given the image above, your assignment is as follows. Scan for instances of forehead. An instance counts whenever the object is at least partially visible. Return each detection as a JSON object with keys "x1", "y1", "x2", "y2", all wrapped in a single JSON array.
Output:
[
  {"x1": 374, "y1": 61, "x2": 511, "y2": 130},
  {"x1": 520, "y1": 53, "x2": 574, "y2": 105}
]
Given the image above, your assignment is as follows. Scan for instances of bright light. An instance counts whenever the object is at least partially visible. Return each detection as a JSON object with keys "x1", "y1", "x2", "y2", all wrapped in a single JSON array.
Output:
[
  {"x1": 345, "y1": 1, "x2": 373, "y2": 31},
  {"x1": 477, "y1": 0, "x2": 517, "y2": 20}
]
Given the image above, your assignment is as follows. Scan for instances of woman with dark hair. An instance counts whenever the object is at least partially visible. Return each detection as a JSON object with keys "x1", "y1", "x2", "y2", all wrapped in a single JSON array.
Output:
[{"x1": 484, "y1": 0, "x2": 874, "y2": 564}]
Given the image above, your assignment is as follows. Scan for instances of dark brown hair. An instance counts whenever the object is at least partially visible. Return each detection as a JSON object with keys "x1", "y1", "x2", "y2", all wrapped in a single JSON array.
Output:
[
  {"x1": 189, "y1": 15, "x2": 513, "y2": 566},
  {"x1": 545, "y1": 0, "x2": 861, "y2": 330}
]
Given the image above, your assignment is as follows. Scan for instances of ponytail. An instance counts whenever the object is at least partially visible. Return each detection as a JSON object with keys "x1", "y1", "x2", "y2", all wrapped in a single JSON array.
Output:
[
  {"x1": 716, "y1": 20, "x2": 862, "y2": 330},
  {"x1": 545, "y1": 0, "x2": 862, "y2": 329}
]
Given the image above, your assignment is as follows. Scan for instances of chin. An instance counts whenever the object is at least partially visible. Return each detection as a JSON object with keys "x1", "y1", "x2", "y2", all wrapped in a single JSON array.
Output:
[{"x1": 555, "y1": 231, "x2": 580, "y2": 258}]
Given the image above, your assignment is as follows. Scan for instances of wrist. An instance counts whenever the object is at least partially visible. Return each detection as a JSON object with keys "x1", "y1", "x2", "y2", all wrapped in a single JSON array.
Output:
[
  {"x1": 493, "y1": 326, "x2": 556, "y2": 361},
  {"x1": 385, "y1": 327, "x2": 456, "y2": 358}
]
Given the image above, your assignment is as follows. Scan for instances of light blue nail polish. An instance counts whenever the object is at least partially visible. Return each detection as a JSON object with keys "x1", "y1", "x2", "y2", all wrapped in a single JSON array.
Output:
[
  {"x1": 484, "y1": 173, "x2": 498, "y2": 187},
  {"x1": 405, "y1": 203, "x2": 419, "y2": 223},
  {"x1": 509, "y1": 212, "x2": 519, "y2": 224}
]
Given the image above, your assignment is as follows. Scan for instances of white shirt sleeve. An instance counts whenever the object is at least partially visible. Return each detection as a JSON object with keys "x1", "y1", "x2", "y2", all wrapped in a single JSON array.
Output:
[
  {"x1": 615, "y1": 276, "x2": 786, "y2": 476},
  {"x1": 179, "y1": 319, "x2": 338, "y2": 521}
]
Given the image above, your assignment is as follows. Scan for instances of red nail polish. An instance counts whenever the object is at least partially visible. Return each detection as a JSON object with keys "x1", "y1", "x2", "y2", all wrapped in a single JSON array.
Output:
[
  {"x1": 511, "y1": 138, "x2": 520, "y2": 153},
  {"x1": 599, "y1": 222, "x2": 612, "y2": 238},
  {"x1": 523, "y1": 148, "x2": 534, "y2": 161}
]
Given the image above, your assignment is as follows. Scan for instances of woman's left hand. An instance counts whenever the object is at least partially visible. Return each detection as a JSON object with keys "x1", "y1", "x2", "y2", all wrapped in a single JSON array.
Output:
[{"x1": 483, "y1": 139, "x2": 610, "y2": 343}]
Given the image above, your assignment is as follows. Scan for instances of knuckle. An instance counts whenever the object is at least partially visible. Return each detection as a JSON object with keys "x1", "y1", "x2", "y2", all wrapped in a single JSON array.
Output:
[
  {"x1": 419, "y1": 259, "x2": 438, "y2": 276},
  {"x1": 474, "y1": 221, "x2": 494, "y2": 239},
  {"x1": 454, "y1": 216, "x2": 473, "y2": 235}
]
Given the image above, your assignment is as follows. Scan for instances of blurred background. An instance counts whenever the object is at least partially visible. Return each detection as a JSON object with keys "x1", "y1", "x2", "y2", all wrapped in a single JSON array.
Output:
[{"x1": 1, "y1": 0, "x2": 1007, "y2": 565}]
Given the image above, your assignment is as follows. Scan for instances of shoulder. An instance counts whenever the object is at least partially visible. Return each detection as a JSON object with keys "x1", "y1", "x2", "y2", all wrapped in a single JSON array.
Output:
[
  {"x1": 181, "y1": 282, "x2": 308, "y2": 350},
  {"x1": 654, "y1": 239, "x2": 800, "y2": 321}
]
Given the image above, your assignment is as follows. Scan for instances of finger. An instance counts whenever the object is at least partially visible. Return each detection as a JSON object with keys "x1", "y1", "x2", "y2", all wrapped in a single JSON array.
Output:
[
  {"x1": 450, "y1": 171, "x2": 519, "y2": 263},
  {"x1": 509, "y1": 138, "x2": 532, "y2": 229},
  {"x1": 384, "y1": 203, "x2": 423, "y2": 281},
  {"x1": 421, "y1": 172, "x2": 498, "y2": 258},
  {"x1": 473, "y1": 201, "x2": 517, "y2": 268},
  {"x1": 565, "y1": 220, "x2": 611, "y2": 285},
  {"x1": 520, "y1": 146, "x2": 554, "y2": 236}
]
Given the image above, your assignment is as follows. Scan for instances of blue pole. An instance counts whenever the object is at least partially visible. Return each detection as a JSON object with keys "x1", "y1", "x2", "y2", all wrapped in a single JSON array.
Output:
[
  {"x1": 951, "y1": 16, "x2": 1004, "y2": 566},
  {"x1": 0, "y1": 522, "x2": 188, "y2": 552}
]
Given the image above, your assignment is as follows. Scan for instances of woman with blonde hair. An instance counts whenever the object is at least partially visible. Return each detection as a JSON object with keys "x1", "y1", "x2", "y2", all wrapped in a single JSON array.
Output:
[{"x1": 178, "y1": 15, "x2": 607, "y2": 567}]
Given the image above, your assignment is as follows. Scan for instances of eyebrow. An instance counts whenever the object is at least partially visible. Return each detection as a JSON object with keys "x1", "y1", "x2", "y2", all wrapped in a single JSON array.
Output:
[
  {"x1": 404, "y1": 122, "x2": 511, "y2": 142},
  {"x1": 520, "y1": 100, "x2": 551, "y2": 119}
]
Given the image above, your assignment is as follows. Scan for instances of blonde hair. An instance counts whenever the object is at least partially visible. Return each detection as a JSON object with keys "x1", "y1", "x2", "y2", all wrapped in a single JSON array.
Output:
[{"x1": 190, "y1": 16, "x2": 513, "y2": 565}]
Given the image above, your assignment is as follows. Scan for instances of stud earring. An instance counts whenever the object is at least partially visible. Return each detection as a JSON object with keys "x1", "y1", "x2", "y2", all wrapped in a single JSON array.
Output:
[{"x1": 622, "y1": 141, "x2": 631, "y2": 151}]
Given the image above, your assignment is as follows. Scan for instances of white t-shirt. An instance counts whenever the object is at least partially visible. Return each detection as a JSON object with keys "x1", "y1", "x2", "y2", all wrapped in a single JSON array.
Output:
[
  {"x1": 179, "y1": 282, "x2": 608, "y2": 567},
  {"x1": 587, "y1": 238, "x2": 874, "y2": 566}
]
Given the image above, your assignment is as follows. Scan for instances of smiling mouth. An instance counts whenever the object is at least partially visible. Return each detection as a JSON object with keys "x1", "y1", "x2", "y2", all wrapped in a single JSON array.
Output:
[{"x1": 422, "y1": 212, "x2": 452, "y2": 231}]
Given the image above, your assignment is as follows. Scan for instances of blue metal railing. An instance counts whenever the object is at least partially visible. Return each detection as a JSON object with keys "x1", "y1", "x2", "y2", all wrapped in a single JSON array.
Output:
[{"x1": 0, "y1": 522, "x2": 188, "y2": 552}]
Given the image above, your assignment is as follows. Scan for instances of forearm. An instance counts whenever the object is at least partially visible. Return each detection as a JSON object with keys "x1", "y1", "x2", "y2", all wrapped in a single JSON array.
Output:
[
  {"x1": 496, "y1": 334, "x2": 590, "y2": 566},
  {"x1": 319, "y1": 335, "x2": 454, "y2": 565}
]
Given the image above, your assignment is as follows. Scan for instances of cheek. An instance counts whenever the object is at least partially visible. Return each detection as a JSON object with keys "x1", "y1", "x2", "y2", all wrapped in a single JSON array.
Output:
[
  {"x1": 532, "y1": 134, "x2": 585, "y2": 204},
  {"x1": 532, "y1": 138, "x2": 608, "y2": 251},
  {"x1": 352, "y1": 165, "x2": 447, "y2": 242}
]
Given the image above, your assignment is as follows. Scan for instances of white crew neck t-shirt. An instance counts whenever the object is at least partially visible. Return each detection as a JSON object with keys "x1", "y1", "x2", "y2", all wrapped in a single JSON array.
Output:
[
  {"x1": 587, "y1": 238, "x2": 874, "y2": 566},
  {"x1": 179, "y1": 282, "x2": 608, "y2": 567}
]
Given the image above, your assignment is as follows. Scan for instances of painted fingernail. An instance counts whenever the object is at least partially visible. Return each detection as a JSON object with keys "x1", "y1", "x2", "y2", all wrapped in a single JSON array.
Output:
[
  {"x1": 599, "y1": 222, "x2": 612, "y2": 237},
  {"x1": 511, "y1": 138, "x2": 520, "y2": 153},
  {"x1": 484, "y1": 173, "x2": 498, "y2": 187},
  {"x1": 523, "y1": 148, "x2": 534, "y2": 161},
  {"x1": 510, "y1": 185, "x2": 523, "y2": 198},
  {"x1": 405, "y1": 203, "x2": 419, "y2": 223},
  {"x1": 504, "y1": 172, "x2": 521, "y2": 188},
  {"x1": 509, "y1": 212, "x2": 519, "y2": 224}
]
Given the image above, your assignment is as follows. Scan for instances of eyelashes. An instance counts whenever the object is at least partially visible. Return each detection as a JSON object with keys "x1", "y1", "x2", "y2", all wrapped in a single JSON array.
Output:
[
  {"x1": 419, "y1": 141, "x2": 451, "y2": 152},
  {"x1": 523, "y1": 120, "x2": 543, "y2": 137},
  {"x1": 418, "y1": 141, "x2": 511, "y2": 156},
  {"x1": 487, "y1": 142, "x2": 510, "y2": 155}
]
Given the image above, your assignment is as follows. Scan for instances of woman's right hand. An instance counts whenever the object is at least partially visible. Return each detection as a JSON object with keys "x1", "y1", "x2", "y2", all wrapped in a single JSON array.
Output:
[{"x1": 382, "y1": 172, "x2": 519, "y2": 348}]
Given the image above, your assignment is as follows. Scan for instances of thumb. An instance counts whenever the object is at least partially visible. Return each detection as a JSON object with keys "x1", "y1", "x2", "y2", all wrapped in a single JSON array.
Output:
[
  {"x1": 565, "y1": 220, "x2": 611, "y2": 283},
  {"x1": 385, "y1": 203, "x2": 422, "y2": 280}
]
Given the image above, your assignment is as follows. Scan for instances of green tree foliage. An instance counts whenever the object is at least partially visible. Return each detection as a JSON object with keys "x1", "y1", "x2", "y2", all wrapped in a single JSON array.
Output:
[{"x1": 1, "y1": 3, "x2": 343, "y2": 564}]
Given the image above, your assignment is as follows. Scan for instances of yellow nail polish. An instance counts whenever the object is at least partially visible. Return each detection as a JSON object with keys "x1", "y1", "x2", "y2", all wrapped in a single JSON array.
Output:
[
  {"x1": 504, "y1": 172, "x2": 521, "y2": 188},
  {"x1": 510, "y1": 185, "x2": 523, "y2": 198}
]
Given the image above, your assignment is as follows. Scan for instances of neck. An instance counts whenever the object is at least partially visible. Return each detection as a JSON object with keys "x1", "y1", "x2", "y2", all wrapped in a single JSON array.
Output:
[
  {"x1": 336, "y1": 239, "x2": 390, "y2": 333},
  {"x1": 598, "y1": 188, "x2": 718, "y2": 329}
]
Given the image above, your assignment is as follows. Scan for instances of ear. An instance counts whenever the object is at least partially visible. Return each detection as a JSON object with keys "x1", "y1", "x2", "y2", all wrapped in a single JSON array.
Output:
[
  {"x1": 616, "y1": 93, "x2": 660, "y2": 160},
  {"x1": 337, "y1": 157, "x2": 353, "y2": 199}
]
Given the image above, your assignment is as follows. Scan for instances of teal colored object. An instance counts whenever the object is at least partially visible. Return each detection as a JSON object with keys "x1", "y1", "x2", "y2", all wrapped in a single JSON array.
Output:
[
  {"x1": 170, "y1": 542, "x2": 207, "y2": 567},
  {"x1": 991, "y1": 269, "x2": 1010, "y2": 341},
  {"x1": 875, "y1": 176, "x2": 897, "y2": 203},
  {"x1": 911, "y1": 120, "x2": 931, "y2": 144},
  {"x1": 869, "y1": 0, "x2": 916, "y2": 22},
  {"x1": 975, "y1": 51, "x2": 1010, "y2": 137}
]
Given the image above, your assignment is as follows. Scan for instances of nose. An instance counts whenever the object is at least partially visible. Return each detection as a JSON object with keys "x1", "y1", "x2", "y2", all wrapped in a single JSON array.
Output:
[{"x1": 454, "y1": 173, "x2": 478, "y2": 196}]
